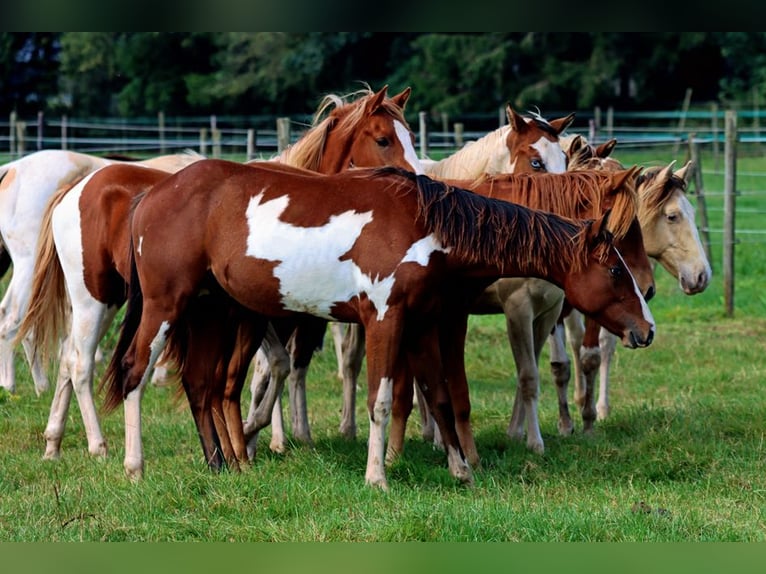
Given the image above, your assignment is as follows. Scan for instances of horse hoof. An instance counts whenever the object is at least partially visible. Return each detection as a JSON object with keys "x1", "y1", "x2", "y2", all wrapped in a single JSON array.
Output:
[
  {"x1": 365, "y1": 476, "x2": 389, "y2": 491},
  {"x1": 89, "y1": 442, "x2": 108, "y2": 458}
]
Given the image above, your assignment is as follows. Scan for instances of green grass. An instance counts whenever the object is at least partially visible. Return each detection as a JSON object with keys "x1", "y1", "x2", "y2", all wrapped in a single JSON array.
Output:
[{"x1": 0, "y1": 144, "x2": 765, "y2": 541}]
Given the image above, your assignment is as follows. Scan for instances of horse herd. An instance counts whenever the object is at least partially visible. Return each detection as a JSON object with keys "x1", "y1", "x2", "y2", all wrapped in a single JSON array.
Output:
[{"x1": 0, "y1": 85, "x2": 711, "y2": 490}]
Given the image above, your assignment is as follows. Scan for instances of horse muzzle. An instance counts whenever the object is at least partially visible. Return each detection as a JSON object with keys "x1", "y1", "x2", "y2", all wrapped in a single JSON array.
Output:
[{"x1": 622, "y1": 325, "x2": 654, "y2": 349}]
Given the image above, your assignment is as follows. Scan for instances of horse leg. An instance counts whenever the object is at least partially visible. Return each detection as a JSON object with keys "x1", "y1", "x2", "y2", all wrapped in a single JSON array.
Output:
[
  {"x1": 0, "y1": 272, "x2": 28, "y2": 393},
  {"x1": 506, "y1": 312, "x2": 544, "y2": 454},
  {"x1": 65, "y1": 303, "x2": 118, "y2": 458},
  {"x1": 286, "y1": 318, "x2": 326, "y2": 446},
  {"x1": 438, "y1": 311, "x2": 479, "y2": 467},
  {"x1": 42, "y1": 336, "x2": 75, "y2": 460},
  {"x1": 22, "y1": 334, "x2": 50, "y2": 395},
  {"x1": 386, "y1": 365, "x2": 414, "y2": 464},
  {"x1": 407, "y1": 323, "x2": 473, "y2": 485},
  {"x1": 222, "y1": 314, "x2": 269, "y2": 464},
  {"x1": 564, "y1": 311, "x2": 586, "y2": 409},
  {"x1": 548, "y1": 319, "x2": 573, "y2": 434},
  {"x1": 362, "y1": 314, "x2": 407, "y2": 491},
  {"x1": 339, "y1": 323, "x2": 365, "y2": 440},
  {"x1": 330, "y1": 322, "x2": 345, "y2": 380},
  {"x1": 597, "y1": 327, "x2": 618, "y2": 421},
  {"x1": 578, "y1": 318, "x2": 601, "y2": 433},
  {"x1": 414, "y1": 384, "x2": 435, "y2": 442}
]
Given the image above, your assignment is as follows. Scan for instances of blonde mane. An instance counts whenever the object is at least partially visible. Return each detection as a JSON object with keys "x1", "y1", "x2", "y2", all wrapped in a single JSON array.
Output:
[{"x1": 423, "y1": 126, "x2": 511, "y2": 180}]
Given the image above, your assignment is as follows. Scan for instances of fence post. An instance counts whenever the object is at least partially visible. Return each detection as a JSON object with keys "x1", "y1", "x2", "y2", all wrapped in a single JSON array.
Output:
[
  {"x1": 419, "y1": 111, "x2": 428, "y2": 159},
  {"x1": 277, "y1": 117, "x2": 291, "y2": 153},
  {"x1": 723, "y1": 110, "x2": 737, "y2": 318},
  {"x1": 158, "y1": 111, "x2": 166, "y2": 154},
  {"x1": 9, "y1": 111, "x2": 16, "y2": 155},
  {"x1": 247, "y1": 128, "x2": 255, "y2": 161},
  {"x1": 61, "y1": 114, "x2": 67, "y2": 150},
  {"x1": 15, "y1": 121, "x2": 26, "y2": 156},
  {"x1": 711, "y1": 103, "x2": 720, "y2": 171},
  {"x1": 212, "y1": 128, "x2": 221, "y2": 159},
  {"x1": 199, "y1": 128, "x2": 207, "y2": 156},
  {"x1": 688, "y1": 135, "x2": 713, "y2": 269},
  {"x1": 606, "y1": 106, "x2": 613, "y2": 140},
  {"x1": 441, "y1": 112, "x2": 448, "y2": 148},
  {"x1": 454, "y1": 122, "x2": 464, "y2": 148},
  {"x1": 673, "y1": 87, "x2": 693, "y2": 155},
  {"x1": 37, "y1": 111, "x2": 43, "y2": 150},
  {"x1": 593, "y1": 106, "x2": 601, "y2": 138},
  {"x1": 498, "y1": 106, "x2": 506, "y2": 127}
]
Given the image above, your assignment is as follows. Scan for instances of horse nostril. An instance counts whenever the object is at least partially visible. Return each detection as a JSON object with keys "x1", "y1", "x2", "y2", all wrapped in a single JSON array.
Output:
[
  {"x1": 645, "y1": 285, "x2": 656, "y2": 301},
  {"x1": 645, "y1": 329, "x2": 654, "y2": 346}
]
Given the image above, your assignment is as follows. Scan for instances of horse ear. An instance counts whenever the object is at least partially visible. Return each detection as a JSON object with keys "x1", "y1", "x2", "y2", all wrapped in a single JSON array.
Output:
[
  {"x1": 566, "y1": 134, "x2": 585, "y2": 156},
  {"x1": 674, "y1": 159, "x2": 693, "y2": 183},
  {"x1": 506, "y1": 104, "x2": 528, "y2": 132},
  {"x1": 596, "y1": 138, "x2": 618, "y2": 158},
  {"x1": 658, "y1": 160, "x2": 676, "y2": 183},
  {"x1": 548, "y1": 111, "x2": 576, "y2": 135},
  {"x1": 366, "y1": 85, "x2": 389, "y2": 115},
  {"x1": 390, "y1": 86, "x2": 412, "y2": 110},
  {"x1": 610, "y1": 165, "x2": 640, "y2": 190}
]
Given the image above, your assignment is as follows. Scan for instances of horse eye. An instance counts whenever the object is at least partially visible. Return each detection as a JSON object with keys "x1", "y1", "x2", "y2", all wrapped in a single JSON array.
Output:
[
  {"x1": 609, "y1": 265, "x2": 623, "y2": 279},
  {"x1": 376, "y1": 137, "x2": 390, "y2": 147},
  {"x1": 666, "y1": 212, "x2": 680, "y2": 223},
  {"x1": 530, "y1": 158, "x2": 543, "y2": 170}
]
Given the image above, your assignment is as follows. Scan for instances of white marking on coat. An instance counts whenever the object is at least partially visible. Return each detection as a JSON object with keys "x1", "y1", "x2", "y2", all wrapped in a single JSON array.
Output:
[
  {"x1": 245, "y1": 192, "x2": 448, "y2": 320},
  {"x1": 394, "y1": 120, "x2": 424, "y2": 174}
]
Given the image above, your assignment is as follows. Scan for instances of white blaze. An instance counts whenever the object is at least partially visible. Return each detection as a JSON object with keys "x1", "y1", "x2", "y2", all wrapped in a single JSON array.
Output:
[{"x1": 394, "y1": 120, "x2": 424, "y2": 174}]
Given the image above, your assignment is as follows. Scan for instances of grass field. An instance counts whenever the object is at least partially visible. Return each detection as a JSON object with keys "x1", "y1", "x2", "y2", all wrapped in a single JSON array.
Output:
[{"x1": 0, "y1": 143, "x2": 764, "y2": 541}]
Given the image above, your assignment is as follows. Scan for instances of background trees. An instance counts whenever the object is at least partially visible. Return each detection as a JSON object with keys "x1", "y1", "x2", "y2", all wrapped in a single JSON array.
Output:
[{"x1": 0, "y1": 32, "x2": 762, "y2": 118}]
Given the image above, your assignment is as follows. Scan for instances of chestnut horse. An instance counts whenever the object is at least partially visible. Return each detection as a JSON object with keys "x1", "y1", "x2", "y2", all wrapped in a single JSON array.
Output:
[
  {"x1": 384, "y1": 167, "x2": 655, "y2": 464},
  {"x1": 281, "y1": 105, "x2": 576, "y2": 452},
  {"x1": 16, "y1": 85, "x2": 421, "y2": 463},
  {"x1": 100, "y1": 161, "x2": 654, "y2": 490},
  {"x1": 0, "y1": 149, "x2": 204, "y2": 396}
]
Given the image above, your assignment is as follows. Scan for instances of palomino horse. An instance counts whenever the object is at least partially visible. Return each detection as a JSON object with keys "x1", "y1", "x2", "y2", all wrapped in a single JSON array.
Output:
[
  {"x1": 16, "y1": 85, "x2": 421, "y2": 463},
  {"x1": 384, "y1": 167, "x2": 655, "y2": 464},
  {"x1": 547, "y1": 137, "x2": 710, "y2": 431},
  {"x1": 100, "y1": 161, "x2": 654, "y2": 490},
  {"x1": 290, "y1": 105, "x2": 576, "y2": 450},
  {"x1": 0, "y1": 149, "x2": 203, "y2": 395}
]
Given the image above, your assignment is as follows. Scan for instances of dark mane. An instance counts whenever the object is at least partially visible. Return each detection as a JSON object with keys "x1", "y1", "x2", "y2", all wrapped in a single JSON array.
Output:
[{"x1": 407, "y1": 172, "x2": 597, "y2": 273}]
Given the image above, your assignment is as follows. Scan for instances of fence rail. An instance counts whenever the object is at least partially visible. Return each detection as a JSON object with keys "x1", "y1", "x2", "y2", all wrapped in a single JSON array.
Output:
[{"x1": 1, "y1": 108, "x2": 762, "y2": 316}]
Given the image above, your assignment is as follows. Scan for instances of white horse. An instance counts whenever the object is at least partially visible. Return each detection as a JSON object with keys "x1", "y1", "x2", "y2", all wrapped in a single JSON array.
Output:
[{"x1": 0, "y1": 150, "x2": 203, "y2": 396}]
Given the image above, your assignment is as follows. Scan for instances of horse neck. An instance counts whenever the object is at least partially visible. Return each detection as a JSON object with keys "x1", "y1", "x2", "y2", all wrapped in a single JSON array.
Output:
[{"x1": 425, "y1": 127, "x2": 510, "y2": 179}]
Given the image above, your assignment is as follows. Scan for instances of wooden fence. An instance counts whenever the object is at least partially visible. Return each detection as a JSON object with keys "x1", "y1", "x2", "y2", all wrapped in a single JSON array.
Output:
[{"x1": 1, "y1": 107, "x2": 762, "y2": 317}]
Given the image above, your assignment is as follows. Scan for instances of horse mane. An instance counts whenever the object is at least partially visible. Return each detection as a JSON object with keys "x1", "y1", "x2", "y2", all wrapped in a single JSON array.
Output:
[
  {"x1": 471, "y1": 170, "x2": 638, "y2": 241},
  {"x1": 277, "y1": 87, "x2": 410, "y2": 172},
  {"x1": 423, "y1": 126, "x2": 510, "y2": 179},
  {"x1": 372, "y1": 167, "x2": 600, "y2": 274},
  {"x1": 636, "y1": 165, "x2": 687, "y2": 223}
]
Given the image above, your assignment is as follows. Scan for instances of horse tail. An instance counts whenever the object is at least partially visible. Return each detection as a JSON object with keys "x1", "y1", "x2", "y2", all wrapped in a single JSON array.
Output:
[
  {"x1": 14, "y1": 182, "x2": 75, "y2": 368},
  {"x1": 100, "y1": 233, "x2": 144, "y2": 413}
]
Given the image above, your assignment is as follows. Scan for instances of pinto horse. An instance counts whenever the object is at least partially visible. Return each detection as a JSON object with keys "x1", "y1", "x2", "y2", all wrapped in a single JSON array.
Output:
[
  {"x1": 0, "y1": 149, "x2": 204, "y2": 396},
  {"x1": 16, "y1": 85, "x2": 420, "y2": 463},
  {"x1": 100, "y1": 160, "x2": 654, "y2": 490},
  {"x1": 285, "y1": 105, "x2": 576, "y2": 451},
  {"x1": 547, "y1": 139, "x2": 710, "y2": 431}
]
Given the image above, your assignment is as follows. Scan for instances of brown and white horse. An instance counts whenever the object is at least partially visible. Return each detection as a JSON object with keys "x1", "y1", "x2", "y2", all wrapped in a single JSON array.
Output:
[
  {"x1": 296, "y1": 105, "x2": 576, "y2": 451},
  {"x1": 100, "y1": 161, "x2": 654, "y2": 490},
  {"x1": 17, "y1": 85, "x2": 421, "y2": 463},
  {"x1": 0, "y1": 150, "x2": 204, "y2": 395}
]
